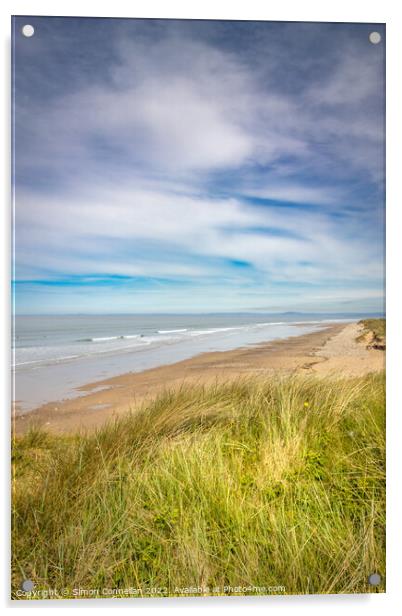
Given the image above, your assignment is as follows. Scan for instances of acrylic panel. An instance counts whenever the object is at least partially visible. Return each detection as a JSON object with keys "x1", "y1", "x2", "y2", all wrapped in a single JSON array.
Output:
[{"x1": 11, "y1": 16, "x2": 386, "y2": 600}]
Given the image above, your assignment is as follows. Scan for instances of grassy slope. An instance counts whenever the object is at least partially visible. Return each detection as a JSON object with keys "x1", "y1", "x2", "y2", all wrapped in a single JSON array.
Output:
[
  {"x1": 357, "y1": 318, "x2": 386, "y2": 345},
  {"x1": 12, "y1": 373, "x2": 385, "y2": 598}
]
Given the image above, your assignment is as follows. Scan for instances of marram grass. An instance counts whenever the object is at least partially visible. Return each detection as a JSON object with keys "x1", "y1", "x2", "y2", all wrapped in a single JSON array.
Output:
[{"x1": 12, "y1": 372, "x2": 385, "y2": 598}]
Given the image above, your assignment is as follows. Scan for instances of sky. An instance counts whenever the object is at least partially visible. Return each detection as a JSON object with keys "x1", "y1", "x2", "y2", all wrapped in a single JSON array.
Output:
[{"x1": 12, "y1": 17, "x2": 385, "y2": 315}]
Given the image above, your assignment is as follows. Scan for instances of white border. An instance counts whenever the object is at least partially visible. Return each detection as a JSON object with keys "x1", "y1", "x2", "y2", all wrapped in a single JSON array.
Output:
[{"x1": 2, "y1": 1, "x2": 402, "y2": 614}]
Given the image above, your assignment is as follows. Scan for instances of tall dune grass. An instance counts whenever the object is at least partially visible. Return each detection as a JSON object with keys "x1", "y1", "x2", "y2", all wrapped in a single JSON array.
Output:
[{"x1": 12, "y1": 372, "x2": 385, "y2": 598}]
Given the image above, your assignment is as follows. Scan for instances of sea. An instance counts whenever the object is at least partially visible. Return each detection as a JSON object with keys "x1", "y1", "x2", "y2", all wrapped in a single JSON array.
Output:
[{"x1": 12, "y1": 313, "x2": 369, "y2": 413}]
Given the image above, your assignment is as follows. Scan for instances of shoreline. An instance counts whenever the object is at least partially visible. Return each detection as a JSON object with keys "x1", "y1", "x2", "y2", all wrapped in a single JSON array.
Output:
[
  {"x1": 13, "y1": 320, "x2": 339, "y2": 414},
  {"x1": 13, "y1": 322, "x2": 384, "y2": 435}
]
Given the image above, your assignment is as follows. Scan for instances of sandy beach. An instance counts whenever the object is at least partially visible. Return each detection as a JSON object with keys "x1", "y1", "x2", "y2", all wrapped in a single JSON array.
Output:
[{"x1": 13, "y1": 321, "x2": 384, "y2": 436}]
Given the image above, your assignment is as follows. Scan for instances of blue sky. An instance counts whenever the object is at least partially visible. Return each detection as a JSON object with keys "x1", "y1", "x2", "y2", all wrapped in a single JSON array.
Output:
[{"x1": 13, "y1": 17, "x2": 385, "y2": 314}]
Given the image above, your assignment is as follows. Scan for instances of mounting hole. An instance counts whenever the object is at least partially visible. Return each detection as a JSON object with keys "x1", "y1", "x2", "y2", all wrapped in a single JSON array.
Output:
[
  {"x1": 21, "y1": 579, "x2": 35, "y2": 592},
  {"x1": 22, "y1": 24, "x2": 35, "y2": 38},
  {"x1": 369, "y1": 31, "x2": 381, "y2": 45},
  {"x1": 368, "y1": 572, "x2": 381, "y2": 585}
]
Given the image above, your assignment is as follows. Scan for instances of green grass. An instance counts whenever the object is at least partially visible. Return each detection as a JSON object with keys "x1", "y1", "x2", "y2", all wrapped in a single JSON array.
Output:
[{"x1": 12, "y1": 373, "x2": 385, "y2": 599}]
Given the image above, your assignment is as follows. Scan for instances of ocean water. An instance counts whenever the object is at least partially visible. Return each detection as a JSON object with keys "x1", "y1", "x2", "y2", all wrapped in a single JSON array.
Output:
[{"x1": 13, "y1": 313, "x2": 357, "y2": 413}]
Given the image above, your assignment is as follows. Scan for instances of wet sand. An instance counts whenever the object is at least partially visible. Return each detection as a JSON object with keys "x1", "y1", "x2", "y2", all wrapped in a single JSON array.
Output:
[{"x1": 13, "y1": 322, "x2": 384, "y2": 435}]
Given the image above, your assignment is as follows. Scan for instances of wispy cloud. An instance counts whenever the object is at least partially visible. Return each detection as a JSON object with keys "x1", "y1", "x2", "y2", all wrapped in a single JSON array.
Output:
[{"x1": 13, "y1": 18, "x2": 385, "y2": 314}]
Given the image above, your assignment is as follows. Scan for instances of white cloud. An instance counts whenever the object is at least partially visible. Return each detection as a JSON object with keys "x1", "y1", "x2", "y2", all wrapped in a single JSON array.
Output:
[
  {"x1": 18, "y1": 33, "x2": 383, "y2": 181},
  {"x1": 240, "y1": 183, "x2": 343, "y2": 206},
  {"x1": 15, "y1": 179, "x2": 382, "y2": 290},
  {"x1": 14, "y1": 26, "x2": 385, "y2": 312}
]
